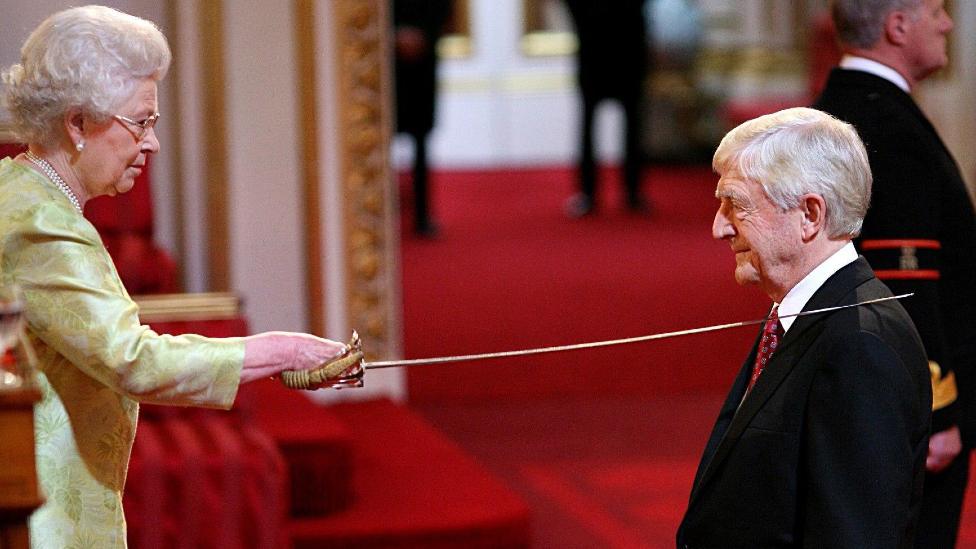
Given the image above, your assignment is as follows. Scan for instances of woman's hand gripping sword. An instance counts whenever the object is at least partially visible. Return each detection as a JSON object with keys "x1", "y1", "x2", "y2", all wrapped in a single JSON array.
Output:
[{"x1": 280, "y1": 331, "x2": 366, "y2": 390}]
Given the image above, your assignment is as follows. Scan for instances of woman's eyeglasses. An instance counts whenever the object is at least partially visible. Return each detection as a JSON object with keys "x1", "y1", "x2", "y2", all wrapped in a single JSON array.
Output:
[{"x1": 113, "y1": 112, "x2": 161, "y2": 139}]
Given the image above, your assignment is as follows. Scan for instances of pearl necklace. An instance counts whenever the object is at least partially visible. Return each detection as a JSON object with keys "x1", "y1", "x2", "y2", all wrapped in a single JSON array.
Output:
[{"x1": 24, "y1": 151, "x2": 83, "y2": 213}]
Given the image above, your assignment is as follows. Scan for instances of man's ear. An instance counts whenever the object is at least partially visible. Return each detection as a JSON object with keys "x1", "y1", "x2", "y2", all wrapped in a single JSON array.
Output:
[
  {"x1": 800, "y1": 194, "x2": 827, "y2": 241},
  {"x1": 883, "y1": 9, "x2": 912, "y2": 46}
]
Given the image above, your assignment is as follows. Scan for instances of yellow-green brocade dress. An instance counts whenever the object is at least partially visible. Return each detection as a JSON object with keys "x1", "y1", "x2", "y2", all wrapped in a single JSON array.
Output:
[{"x1": 0, "y1": 158, "x2": 245, "y2": 548}]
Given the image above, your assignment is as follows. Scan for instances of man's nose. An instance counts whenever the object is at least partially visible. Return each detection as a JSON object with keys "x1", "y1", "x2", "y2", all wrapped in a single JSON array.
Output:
[{"x1": 712, "y1": 209, "x2": 733, "y2": 240}]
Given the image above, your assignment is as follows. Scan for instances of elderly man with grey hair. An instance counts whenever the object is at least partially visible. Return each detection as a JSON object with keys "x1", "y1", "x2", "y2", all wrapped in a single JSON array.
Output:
[
  {"x1": 813, "y1": 1, "x2": 976, "y2": 546},
  {"x1": 676, "y1": 107, "x2": 930, "y2": 548}
]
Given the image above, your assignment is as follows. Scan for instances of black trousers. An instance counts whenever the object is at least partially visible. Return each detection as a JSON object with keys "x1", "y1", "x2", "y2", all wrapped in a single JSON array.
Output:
[
  {"x1": 405, "y1": 131, "x2": 432, "y2": 232},
  {"x1": 577, "y1": 93, "x2": 644, "y2": 203}
]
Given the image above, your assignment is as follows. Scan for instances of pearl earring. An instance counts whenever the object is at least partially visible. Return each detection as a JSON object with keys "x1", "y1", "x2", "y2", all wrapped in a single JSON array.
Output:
[{"x1": 76, "y1": 141, "x2": 85, "y2": 152}]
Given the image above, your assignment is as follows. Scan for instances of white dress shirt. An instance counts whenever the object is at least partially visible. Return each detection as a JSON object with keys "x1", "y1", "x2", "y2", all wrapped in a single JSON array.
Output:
[
  {"x1": 840, "y1": 55, "x2": 911, "y2": 92},
  {"x1": 777, "y1": 242, "x2": 859, "y2": 333}
]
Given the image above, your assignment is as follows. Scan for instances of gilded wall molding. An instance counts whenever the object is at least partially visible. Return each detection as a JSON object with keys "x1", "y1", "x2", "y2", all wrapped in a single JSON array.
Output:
[
  {"x1": 295, "y1": 0, "x2": 325, "y2": 336},
  {"x1": 163, "y1": 0, "x2": 187, "y2": 287},
  {"x1": 334, "y1": 0, "x2": 394, "y2": 360},
  {"x1": 199, "y1": 0, "x2": 231, "y2": 292}
]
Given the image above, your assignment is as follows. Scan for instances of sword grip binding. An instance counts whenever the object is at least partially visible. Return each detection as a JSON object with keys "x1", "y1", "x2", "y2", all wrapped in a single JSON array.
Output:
[{"x1": 280, "y1": 331, "x2": 365, "y2": 390}]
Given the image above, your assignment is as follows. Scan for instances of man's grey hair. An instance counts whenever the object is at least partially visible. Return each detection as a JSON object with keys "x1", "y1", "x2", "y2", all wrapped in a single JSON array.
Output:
[
  {"x1": 832, "y1": 0, "x2": 923, "y2": 49},
  {"x1": 2, "y1": 5, "x2": 171, "y2": 147},
  {"x1": 713, "y1": 107, "x2": 872, "y2": 239}
]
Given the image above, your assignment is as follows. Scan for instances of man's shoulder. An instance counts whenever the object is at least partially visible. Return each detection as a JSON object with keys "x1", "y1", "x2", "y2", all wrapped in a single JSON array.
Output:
[
  {"x1": 813, "y1": 70, "x2": 913, "y2": 123},
  {"x1": 819, "y1": 275, "x2": 919, "y2": 344},
  {"x1": 812, "y1": 264, "x2": 907, "y2": 331},
  {"x1": 816, "y1": 87, "x2": 933, "y2": 159},
  {"x1": 815, "y1": 68, "x2": 904, "y2": 97},
  {"x1": 807, "y1": 282, "x2": 925, "y2": 383}
]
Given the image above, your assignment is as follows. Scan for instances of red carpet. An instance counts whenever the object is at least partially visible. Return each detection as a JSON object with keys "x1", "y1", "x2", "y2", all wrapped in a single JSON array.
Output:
[
  {"x1": 289, "y1": 399, "x2": 530, "y2": 549},
  {"x1": 415, "y1": 395, "x2": 720, "y2": 548},
  {"x1": 401, "y1": 165, "x2": 768, "y2": 401},
  {"x1": 417, "y1": 395, "x2": 976, "y2": 548}
]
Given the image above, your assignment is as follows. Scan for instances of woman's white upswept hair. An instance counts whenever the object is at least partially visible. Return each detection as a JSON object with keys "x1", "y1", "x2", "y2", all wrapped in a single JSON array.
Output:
[
  {"x1": 1, "y1": 5, "x2": 171, "y2": 147},
  {"x1": 713, "y1": 107, "x2": 872, "y2": 239}
]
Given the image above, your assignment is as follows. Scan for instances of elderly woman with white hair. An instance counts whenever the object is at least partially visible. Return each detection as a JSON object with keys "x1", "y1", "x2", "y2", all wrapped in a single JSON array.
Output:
[{"x1": 0, "y1": 6, "x2": 349, "y2": 547}]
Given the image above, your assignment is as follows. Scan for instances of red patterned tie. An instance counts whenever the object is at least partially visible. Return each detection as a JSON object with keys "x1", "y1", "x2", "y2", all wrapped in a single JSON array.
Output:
[{"x1": 748, "y1": 306, "x2": 783, "y2": 392}]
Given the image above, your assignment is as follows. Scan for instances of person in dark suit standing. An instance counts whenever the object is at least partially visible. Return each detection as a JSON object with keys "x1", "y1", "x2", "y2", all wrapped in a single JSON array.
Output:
[
  {"x1": 563, "y1": 0, "x2": 650, "y2": 217},
  {"x1": 676, "y1": 107, "x2": 931, "y2": 548},
  {"x1": 812, "y1": 2, "x2": 976, "y2": 546},
  {"x1": 393, "y1": 0, "x2": 452, "y2": 236}
]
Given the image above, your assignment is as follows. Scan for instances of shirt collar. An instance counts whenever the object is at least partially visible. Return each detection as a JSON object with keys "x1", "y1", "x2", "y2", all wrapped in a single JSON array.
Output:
[
  {"x1": 840, "y1": 55, "x2": 911, "y2": 93},
  {"x1": 776, "y1": 242, "x2": 858, "y2": 332}
]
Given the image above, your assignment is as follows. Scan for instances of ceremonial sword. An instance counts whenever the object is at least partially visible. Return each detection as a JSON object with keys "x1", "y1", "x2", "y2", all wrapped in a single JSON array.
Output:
[{"x1": 280, "y1": 293, "x2": 912, "y2": 391}]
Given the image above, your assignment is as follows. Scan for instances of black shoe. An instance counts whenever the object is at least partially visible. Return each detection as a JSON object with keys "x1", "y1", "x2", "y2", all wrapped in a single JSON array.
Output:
[
  {"x1": 626, "y1": 194, "x2": 651, "y2": 215},
  {"x1": 564, "y1": 194, "x2": 595, "y2": 218},
  {"x1": 416, "y1": 221, "x2": 440, "y2": 238}
]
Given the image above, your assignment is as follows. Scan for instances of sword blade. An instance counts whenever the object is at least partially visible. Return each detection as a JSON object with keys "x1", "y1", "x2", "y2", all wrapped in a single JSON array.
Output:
[{"x1": 363, "y1": 293, "x2": 912, "y2": 370}]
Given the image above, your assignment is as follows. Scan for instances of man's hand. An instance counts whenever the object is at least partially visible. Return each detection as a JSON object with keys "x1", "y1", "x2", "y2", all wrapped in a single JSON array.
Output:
[
  {"x1": 926, "y1": 425, "x2": 963, "y2": 473},
  {"x1": 395, "y1": 27, "x2": 427, "y2": 61}
]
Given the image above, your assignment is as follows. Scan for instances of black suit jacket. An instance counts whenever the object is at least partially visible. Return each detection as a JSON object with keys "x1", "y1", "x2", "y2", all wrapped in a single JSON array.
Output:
[
  {"x1": 564, "y1": 0, "x2": 648, "y2": 102},
  {"x1": 813, "y1": 69, "x2": 976, "y2": 443},
  {"x1": 392, "y1": 0, "x2": 452, "y2": 135},
  {"x1": 677, "y1": 258, "x2": 930, "y2": 548}
]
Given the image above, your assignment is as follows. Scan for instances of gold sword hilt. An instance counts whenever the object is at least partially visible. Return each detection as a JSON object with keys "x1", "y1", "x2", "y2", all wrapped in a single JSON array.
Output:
[{"x1": 280, "y1": 331, "x2": 365, "y2": 390}]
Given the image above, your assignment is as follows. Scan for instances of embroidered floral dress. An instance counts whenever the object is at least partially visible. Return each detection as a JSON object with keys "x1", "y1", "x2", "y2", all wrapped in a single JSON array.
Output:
[{"x1": 0, "y1": 158, "x2": 244, "y2": 548}]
